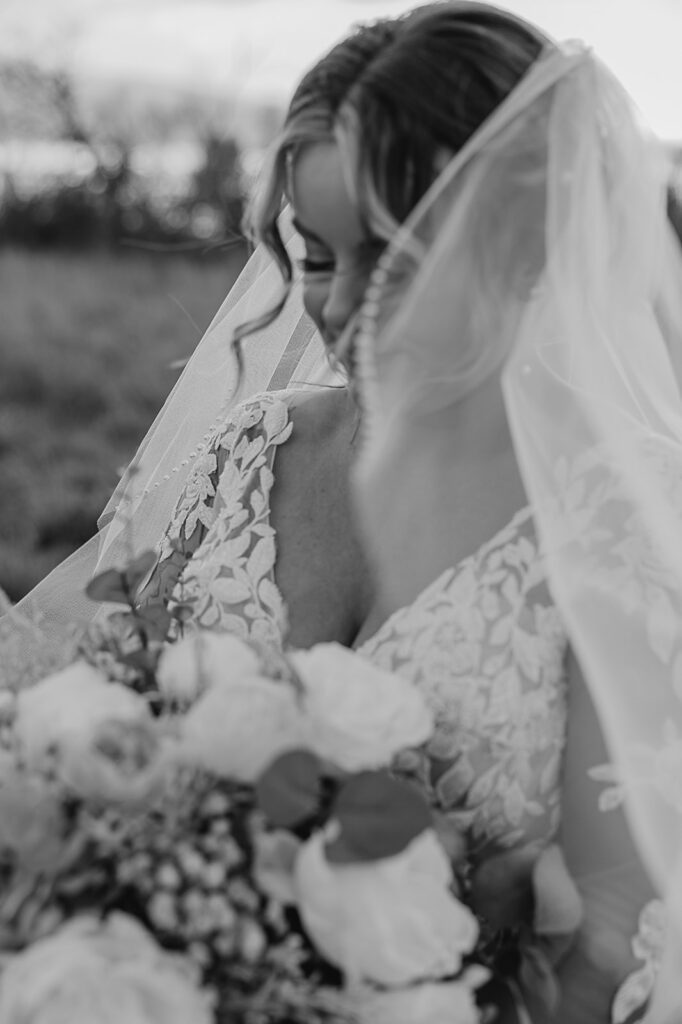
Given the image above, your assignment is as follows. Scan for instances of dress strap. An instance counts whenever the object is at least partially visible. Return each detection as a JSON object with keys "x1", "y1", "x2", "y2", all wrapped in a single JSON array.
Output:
[{"x1": 143, "y1": 392, "x2": 293, "y2": 646}]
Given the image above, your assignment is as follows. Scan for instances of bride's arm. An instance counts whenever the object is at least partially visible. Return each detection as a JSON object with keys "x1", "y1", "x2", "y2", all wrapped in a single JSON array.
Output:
[{"x1": 555, "y1": 651, "x2": 659, "y2": 1024}]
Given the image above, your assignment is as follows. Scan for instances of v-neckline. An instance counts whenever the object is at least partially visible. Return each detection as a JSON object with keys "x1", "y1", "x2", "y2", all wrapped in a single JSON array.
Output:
[{"x1": 354, "y1": 504, "x2": 534, "y2": 652}]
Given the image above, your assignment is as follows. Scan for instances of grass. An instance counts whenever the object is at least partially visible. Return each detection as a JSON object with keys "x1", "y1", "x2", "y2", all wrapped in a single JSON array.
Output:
[{"x1": 0, "y1": 244, "x2": 246, "y2": 601}]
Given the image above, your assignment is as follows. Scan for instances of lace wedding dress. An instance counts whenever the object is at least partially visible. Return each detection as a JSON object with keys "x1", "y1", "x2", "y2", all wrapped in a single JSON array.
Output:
[
  {"x1": 143, "y1": 388, "x2": 657, "y2": 1022},
  {"x1": 142, "y1": 392, "x2": 293, "y2": 647}
]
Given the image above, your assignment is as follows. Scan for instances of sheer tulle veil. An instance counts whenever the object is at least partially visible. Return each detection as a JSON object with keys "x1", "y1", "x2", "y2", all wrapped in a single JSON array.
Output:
[
  {"x1": 2, "y1": 214, "x2": 336, "y2": 639},
  {"x1": 353, "y1": 40, "x2": 682, "y2": 1014}
]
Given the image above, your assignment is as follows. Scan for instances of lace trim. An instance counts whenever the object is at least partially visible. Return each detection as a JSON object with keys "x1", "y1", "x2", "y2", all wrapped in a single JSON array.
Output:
[
  {"x1": 150, "y1": 392, "x2": 292, "y2": 647},
  {"x1": 611, "y1": 899, "x2": 666, "y2": 1024},
  {"x1": 358, "y1": 506, "x2": 569, "y2": 852}
]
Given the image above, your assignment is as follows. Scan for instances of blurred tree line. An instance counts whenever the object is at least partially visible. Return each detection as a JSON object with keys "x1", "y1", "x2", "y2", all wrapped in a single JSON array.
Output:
[
  {"x1": 2, "y1": 55, "x2": 681, "y2": 254},
  {"x1": 0, "y1": 58, "x2": 252, "y2": 253}
]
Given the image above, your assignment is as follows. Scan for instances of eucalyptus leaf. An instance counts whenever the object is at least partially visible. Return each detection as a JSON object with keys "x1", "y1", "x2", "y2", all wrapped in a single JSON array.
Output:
[
  {"x1": 325, "y1": 771, "x2": 432, "y2": 864},
  {"x1": 124, "y1": 549, "x2": 158, "y2": 596},
  {"x1": 85, "y1": 569, "x2": 130, "y2": 605},
  {"x1": 256, "y1": 750, "x2": 324, "y2": 829},
  {"x1": 135, "y1": 602, "x2": 172, "y2": 642}
]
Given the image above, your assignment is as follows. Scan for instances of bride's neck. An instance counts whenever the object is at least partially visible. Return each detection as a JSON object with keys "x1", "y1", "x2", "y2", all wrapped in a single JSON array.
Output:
[
  {"x1": 355, "y1": 371, "x2": 528, "y2": 620},
  {"x1": 400, "y1": 372, "x2": 513, "y2": 465}
]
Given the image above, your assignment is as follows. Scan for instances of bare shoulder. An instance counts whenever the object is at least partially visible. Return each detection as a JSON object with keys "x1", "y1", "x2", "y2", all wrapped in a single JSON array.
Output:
[
  {"x1": 277, "y1": 386, "x2": 359, "y2": 480},
  {"x1": 269, "y1": 386, "x2": 370, "y2": 647},
  {"x1": 285, "y1": 386, "x2": 355, "y2": 447}
]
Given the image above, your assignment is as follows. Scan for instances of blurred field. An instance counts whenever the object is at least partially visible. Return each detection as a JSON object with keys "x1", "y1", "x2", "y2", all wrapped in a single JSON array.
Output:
[{"x1": 0, "y1": 245, "x2": 245, "y2": 601}]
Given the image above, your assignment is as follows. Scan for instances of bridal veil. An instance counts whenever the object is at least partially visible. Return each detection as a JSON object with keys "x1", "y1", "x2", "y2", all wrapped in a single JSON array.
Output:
[
  {"x1": 3, "y1": 216, "x2": 335, "y2": 637},
  {"x1": 353, "y1": 40, "x2": 682, "y2": 1016}
]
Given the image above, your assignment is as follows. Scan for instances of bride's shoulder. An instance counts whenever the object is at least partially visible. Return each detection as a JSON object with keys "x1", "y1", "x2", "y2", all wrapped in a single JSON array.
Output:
[
  {"x1": 217, "y1": 386, "x2": 346, "y2": 434},
  {"x1": 209, "y1": 386, "x2": 354, "y2": 478},
  {"x1": 271, "y1": 387, "x2": 357, "y2": 489},
  {"x1": 285, "y1": 386, "x2": 353, "y2": 443},
  {"x1": 210, "y1": 389, "x2": 294, "y2": 449}
]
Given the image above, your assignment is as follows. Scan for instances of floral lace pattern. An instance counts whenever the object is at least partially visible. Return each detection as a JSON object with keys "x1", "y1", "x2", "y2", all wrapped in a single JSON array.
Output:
[
  {"x1": 537, "y1": 439, "x2": 682, "y2": 1018},
  {"x1": 148, "y1": 392, "x2": 293, "y2": 647},
  {"x1": 544, "y1": 440, "x2": 682, "y2": 814},
  {"x1": 611, "y1": 899, "x2": 666, "y2": 1023},
  {"x1": 357, "y1": 507, "x2": 569, "y2": 853}
]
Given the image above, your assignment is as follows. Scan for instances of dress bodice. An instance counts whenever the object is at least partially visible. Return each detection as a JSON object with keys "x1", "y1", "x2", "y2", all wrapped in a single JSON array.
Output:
[
  {"x1": 356, "y1": 506, "x2": 569, "y2": 855},
  {"x1": 149, "y1": 390, "x2": 569, "y2": 853}
]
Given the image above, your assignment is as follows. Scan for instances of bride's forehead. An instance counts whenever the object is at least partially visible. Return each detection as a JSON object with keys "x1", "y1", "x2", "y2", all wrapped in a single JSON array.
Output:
[{"x1": 289, "y1": 142, "x2": 365, "y2": 244}]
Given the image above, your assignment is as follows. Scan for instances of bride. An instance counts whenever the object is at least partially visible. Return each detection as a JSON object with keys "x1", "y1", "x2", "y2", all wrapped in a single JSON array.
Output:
[{"x1": 6, "y1": 2, "x2": 682, "y2": 1019}]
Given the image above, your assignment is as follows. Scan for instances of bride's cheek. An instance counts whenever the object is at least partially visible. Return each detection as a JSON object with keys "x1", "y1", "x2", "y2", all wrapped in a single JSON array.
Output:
[{"x1": 302, "y1": 278, "x2": 331, "y2": 335}]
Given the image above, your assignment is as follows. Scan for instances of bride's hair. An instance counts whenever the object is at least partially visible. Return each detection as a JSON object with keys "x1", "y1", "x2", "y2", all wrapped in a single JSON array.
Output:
[{"x1": 239, "y1": 2, "x2": 549, "y2": 342}]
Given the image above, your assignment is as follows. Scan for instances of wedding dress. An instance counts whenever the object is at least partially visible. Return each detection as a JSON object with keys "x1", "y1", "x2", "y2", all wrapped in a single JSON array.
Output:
[
  {"x1": 143, "y1": 384, "x2": 660, "y2": 1020},
  {"x1": 357, "y1": 505, "x2": 567, "y2": 856},
  {"x1": 144, "y1": 386, "x2": 568, "y2": 856}
]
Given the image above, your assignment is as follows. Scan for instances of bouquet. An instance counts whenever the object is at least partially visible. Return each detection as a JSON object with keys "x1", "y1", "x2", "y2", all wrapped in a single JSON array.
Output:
[{"x1": 0, "y1": 551, "x2": 492, "y2": 1024}]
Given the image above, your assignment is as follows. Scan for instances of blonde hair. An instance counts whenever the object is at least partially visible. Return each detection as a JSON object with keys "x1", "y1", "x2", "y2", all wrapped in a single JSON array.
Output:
[{"x1": 237, "y1": 2, "x2": 550, "y2": 347}]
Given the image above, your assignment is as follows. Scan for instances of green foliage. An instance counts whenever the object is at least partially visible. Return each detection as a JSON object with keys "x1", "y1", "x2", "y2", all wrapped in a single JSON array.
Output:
[
  {"x1": 256, "y1": 755, "x2": 434, "y2": 864},
  {"x1": 0, "y1": 57, "x2": 247, "y2": 250},
  {"x1": 86, "y1": 550, "x2": 158, "y2": 606},
  {"x1": 256, "y1": 751, "x2": 325, "y2": 829},
  {"x1": 0, "y1": 246, "x2": 246, "y2": 601},
  {"x1": 325, "y1": 772, "x2": 433, "y2": 864}
]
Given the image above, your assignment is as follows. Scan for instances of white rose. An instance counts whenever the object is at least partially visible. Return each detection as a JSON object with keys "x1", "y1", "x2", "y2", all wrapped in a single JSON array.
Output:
[
  {"x1": 179, "y1": 674, "x2": 306, "y2": 782},
  {"x1": 59, "y1": 717, "x2": 173, "y2": 807},
  {"x1": 157, "y1": 631, "x2": 261, "y2": 704},
  {"x1": 289, "y1": 643, "x2": 434, "y2": 771},
  {"x1": 14, "y1": 662, "x2": 149, "y2": 770},
  {"x1": 294, "y1": 828, "x2": 479, "y2": 986},
  {"x1": 348, "y1": 981, "x2": 481, "y2": 1024},
  {"x1": 0, "y1": 912, "x2": 212, "y2": 1024}
]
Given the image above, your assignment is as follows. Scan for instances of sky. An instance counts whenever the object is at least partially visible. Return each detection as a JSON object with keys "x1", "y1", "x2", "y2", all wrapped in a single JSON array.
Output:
[{"x1": 2, "y1": 0, "x2": 682, "y2": 140}]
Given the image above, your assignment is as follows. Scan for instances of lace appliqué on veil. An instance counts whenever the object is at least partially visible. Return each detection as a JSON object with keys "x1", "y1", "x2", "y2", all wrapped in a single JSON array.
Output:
[
  {"x1": 611, "y1": 899, "x2": 666, "y2": 1024},
  {"x1": 546, "y1": 442, "x2": 679, "y2": 1022},
  {"x1": 548, "y1": 440, "x2": 682, "y2": 814},
  {"x1": 358, "y1": 507, "x2": 569, "y2": 853},
  {"x1": 148, "y1": 392, "x2": 292, "y2": 647}
]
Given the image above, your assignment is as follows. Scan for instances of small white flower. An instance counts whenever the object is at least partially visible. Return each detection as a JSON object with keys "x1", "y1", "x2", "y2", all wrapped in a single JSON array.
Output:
[
  {"x1": 0, "y1": 913, "x2": 212, "y2": 1024},
  {"x1": 157, "y1": 631, "x2": 261, "y2": 704},
  {"x1": 290, "y1": 643, "x2": 434, "y2": 771},
  {"x1": 14, "y1": 661, "x2": 149, "y2": 770},
  {"x1": 59, "y1": 717, "x2": 172, "y2": 807},
  {"x1": 295, "y1": 828, "x2": 479, "y2": 986},
  {"x1": 178, "y1": 674, "x2": 306, "y2": 783},
  {"x1": 253, "y1": 829, "x2": 301, "y2": 905}
]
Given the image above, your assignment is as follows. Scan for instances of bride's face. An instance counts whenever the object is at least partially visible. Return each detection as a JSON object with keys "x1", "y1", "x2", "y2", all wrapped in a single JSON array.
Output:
[{"x1": 290, "y1": 141, "x2": 383, "y2": 357}]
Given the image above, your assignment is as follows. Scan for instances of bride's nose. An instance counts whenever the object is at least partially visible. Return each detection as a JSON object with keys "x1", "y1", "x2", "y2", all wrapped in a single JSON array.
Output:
[{"x1": 322, "y1": 270, "x2": 368, "y2": 343}]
